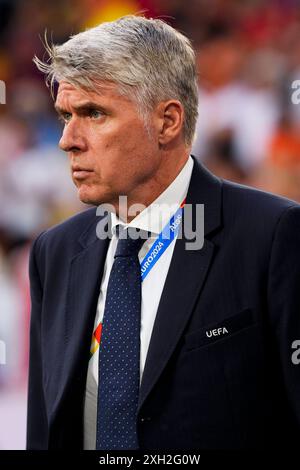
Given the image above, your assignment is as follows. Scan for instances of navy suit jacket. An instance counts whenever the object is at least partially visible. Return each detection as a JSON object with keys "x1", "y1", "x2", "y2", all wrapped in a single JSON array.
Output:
[{"x1": 27, "y1": 157, "x2": 300, "y2": 449}]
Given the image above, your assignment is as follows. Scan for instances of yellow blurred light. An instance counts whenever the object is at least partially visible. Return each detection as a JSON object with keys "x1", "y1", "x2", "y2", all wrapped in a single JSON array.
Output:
[{"x1": 84, "y1": 0, "x2": 142, "y2": 28}]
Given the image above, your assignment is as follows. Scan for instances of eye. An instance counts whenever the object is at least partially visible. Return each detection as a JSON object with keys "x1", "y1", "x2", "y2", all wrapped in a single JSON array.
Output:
[
  {"x1": 58, "y1": 112, "x2": 72, "y2": 124},
  {"x1": 89, "y1": 109, "x2": 103, "y2": 119}
]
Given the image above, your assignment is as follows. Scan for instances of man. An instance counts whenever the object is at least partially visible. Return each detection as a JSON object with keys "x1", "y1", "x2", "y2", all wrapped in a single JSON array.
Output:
[{"x1": 27, "y1": 15, "x2": 300, "y2": 450}]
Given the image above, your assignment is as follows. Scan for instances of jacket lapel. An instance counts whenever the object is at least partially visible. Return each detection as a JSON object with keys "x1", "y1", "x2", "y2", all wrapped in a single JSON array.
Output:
[
  {"x1": 138, "y1": 158, "x2": 223, "y2": 412},
  {"x1": 49, "y1": 214, "x2": 110, "y2": 423}
]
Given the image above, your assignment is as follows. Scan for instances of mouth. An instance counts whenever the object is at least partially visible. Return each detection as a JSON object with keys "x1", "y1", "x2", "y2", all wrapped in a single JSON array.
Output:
[{"x1": 72, "y1": 166, "x2": 93, "y2": 179}]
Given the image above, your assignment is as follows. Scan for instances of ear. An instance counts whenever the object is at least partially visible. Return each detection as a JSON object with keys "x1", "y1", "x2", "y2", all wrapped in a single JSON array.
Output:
[{"x1": 155, "y1": 100, "x2": 185, "y2": 146}]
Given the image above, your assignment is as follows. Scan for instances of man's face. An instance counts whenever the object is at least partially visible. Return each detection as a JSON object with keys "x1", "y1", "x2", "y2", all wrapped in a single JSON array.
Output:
[{"x1": 56, "y1": 81, "x2": 162, "y2": 207}]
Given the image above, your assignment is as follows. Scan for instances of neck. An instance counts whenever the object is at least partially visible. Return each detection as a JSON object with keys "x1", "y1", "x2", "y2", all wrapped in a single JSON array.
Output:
[{"x1": 117, "y1": 152, "x2": 189, "y2": 223}]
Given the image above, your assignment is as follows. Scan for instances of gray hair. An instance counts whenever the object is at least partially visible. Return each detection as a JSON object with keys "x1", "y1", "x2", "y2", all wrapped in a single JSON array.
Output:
[{"x1": 34, "y1": 15, "x2": 199, "y2": 145}]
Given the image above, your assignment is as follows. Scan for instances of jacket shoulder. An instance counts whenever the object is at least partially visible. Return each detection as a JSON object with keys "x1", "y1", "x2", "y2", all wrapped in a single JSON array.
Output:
[
  {"x1": 221, "y1": 177, "x2": 300, "y2": 222},
  {"x1": 32, "y1": 206, "x2": 98, "y2": 260}
]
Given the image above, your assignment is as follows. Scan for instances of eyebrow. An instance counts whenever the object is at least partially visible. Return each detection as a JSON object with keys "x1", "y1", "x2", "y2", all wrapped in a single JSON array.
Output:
[{"x1": 54, "y1": 101, "x2": 105, "y2": 115}]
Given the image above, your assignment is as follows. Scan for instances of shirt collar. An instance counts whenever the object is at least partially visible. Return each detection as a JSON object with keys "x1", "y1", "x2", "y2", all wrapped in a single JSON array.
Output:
[{"x1": 110, "y1": 155, "x2": 194, "y2": 236}]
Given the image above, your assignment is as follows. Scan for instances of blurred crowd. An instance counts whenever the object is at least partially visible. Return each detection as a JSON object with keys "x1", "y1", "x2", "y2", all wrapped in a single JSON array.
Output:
[{"x1": 0, "y1": 0, "x2": 300, "y2": 448}]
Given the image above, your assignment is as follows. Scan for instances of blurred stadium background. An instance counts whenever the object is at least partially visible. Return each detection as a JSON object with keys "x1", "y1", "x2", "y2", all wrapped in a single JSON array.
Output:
[{"x1": 1, "y1": 0, "x2": 300, "y2": 449}]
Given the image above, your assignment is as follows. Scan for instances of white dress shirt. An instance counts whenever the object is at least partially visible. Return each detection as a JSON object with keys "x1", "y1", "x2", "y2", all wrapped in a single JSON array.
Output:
[{"x1": 83, "y1": 155, "x2": 194, "y2": 449}]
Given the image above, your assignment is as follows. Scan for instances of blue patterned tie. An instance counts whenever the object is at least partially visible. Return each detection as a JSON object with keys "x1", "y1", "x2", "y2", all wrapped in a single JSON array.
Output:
[{"x1": 96, "y1": 226, "x2": 146, "y2": 450}]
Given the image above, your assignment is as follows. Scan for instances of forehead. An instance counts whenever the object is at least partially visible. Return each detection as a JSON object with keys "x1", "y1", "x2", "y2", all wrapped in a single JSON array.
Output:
[{"x1": 55, "y1": 80, "x2": 125, "y2": 107}]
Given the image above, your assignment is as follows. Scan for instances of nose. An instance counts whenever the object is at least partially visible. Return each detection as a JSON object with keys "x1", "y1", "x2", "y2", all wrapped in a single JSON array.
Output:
[{"x1": 59, "y1": 118, "x2": 87, "y2": 153}]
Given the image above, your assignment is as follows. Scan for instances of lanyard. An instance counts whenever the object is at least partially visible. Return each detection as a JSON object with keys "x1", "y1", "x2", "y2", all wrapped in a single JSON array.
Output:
[{"x1": 140, "y1": 198, "x2": 185, "y2": 281}]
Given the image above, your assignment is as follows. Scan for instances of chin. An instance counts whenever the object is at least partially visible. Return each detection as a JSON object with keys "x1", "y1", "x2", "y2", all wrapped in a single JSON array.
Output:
[{"x1": 77, "y1": 186, "x2": 114, "y2": 207}]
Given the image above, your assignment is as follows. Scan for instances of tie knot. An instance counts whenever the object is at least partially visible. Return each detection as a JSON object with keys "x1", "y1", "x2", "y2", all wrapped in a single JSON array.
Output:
[{"x1": 114, "y1": 226, "x2": 148, "y2": 258}]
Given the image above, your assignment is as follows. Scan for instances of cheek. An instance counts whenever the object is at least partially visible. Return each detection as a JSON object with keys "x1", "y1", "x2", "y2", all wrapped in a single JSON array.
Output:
[{"x1": 88, "y1": 120, "x2": 157, "y2": 178}]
